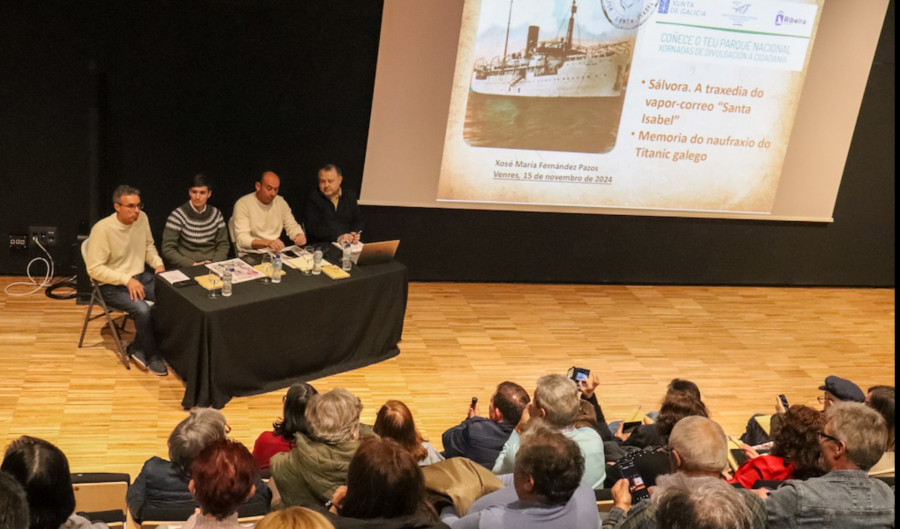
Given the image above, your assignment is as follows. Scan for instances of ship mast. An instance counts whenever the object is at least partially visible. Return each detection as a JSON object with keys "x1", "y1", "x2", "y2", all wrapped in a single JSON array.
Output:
[
  {"x1": 503, "y1": 0, "x2": 513, "y2": 66},
  {"x1": 565, "y1": 0, "x2": 576, "y2": 53}
]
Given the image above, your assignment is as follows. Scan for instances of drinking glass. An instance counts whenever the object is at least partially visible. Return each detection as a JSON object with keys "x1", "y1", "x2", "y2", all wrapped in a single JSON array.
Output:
[
  {"x1": 301, "y1": 246, "x2": 315, "y2": 276},
  {"x1": 261, "y1": 253, "x2": 273, "y2": 284},
  {"x1": 208, "y1": 277, "x2": 219, "y2": 298}
]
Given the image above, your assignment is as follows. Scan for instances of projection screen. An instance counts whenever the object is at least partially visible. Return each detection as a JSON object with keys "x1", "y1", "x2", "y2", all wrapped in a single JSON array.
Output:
[{"x1": 361, "y1": 0, "x2": 888, "y2": 222}]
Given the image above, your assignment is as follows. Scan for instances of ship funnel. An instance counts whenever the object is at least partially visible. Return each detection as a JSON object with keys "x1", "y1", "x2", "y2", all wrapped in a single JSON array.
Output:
[{"x1": 526, "y1": 25, "x2": 539, "y2": 57}]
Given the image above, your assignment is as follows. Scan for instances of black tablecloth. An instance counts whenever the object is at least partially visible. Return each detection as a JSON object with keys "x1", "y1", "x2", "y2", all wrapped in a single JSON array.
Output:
[{"x1": 154, "y1": 254, "x2": 408, "y2": 408}]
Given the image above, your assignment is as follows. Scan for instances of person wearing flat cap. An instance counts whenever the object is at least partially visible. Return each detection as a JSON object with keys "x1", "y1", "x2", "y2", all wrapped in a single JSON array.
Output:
[
  {"x1": 817, "y1": 375, "x2": 866, "y2": 409},
  {"x1": 740, "y1": 375, "x2": 866, "y2": 446}
]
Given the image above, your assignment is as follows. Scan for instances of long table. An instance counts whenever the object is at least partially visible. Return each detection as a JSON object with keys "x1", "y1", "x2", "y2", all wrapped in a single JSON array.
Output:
[{"x1": 154, "y1": 253, "x2": 408, "y2": 408}]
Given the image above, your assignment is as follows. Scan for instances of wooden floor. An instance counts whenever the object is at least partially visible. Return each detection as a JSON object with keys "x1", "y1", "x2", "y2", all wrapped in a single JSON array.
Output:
[{"x1": 0, "y1": 277, "x2": 894, "y2": 481}]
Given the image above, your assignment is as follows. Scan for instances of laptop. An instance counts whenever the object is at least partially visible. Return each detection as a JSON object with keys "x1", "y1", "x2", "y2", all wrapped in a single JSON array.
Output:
[{"x1": 355, "y1": 240, "x2": 399, "y2": 266}]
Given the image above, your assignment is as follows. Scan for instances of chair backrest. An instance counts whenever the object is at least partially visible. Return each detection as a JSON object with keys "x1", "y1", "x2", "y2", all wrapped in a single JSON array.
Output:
[
  {"x1": 72, "y1": 472, "x2": 130, "y2": 518},
  {"x1": 137, "y1": 514, "x2": 263, "y2": 529},
  {"x1": 81, "y1": 237, "x2": 90, "y2": 266},
  {"x1": 227, "y1": 216, "x2": 239, "y2": 257}
]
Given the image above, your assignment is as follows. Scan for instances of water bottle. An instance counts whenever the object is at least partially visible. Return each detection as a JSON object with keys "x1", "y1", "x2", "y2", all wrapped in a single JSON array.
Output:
[
  {"x1": 272, "y1": 253, "x2": 283, "y2": 283},
  {"x1": 222, "y1": 267, "x2": 233, "y2": 297},
  {"x1": 342, "y1": 242, "x2": 352, "y2": 271},
  {"x1": 313, "y1": 248, "x2": 323, "y2": 275}
]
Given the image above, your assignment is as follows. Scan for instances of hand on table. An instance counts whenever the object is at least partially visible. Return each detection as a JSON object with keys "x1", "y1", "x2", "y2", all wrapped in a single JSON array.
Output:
[{"x1": 292, "y1": 233, "x2": 307, "y2": 246}]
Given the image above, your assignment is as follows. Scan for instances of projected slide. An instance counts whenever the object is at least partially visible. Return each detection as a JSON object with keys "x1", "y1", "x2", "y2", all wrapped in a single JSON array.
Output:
[{"x1": 437, "y1": 0, "x2": 822, "y2": 214}]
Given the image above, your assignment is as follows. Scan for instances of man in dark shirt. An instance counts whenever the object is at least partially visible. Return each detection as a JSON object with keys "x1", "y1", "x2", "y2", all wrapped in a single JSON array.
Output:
[
  {"x1": 303, "y1": 164, "x2": 363, "y2": 245},
  {"x1": 441, "y1": 381, "x2": 530, "y2": 469}
]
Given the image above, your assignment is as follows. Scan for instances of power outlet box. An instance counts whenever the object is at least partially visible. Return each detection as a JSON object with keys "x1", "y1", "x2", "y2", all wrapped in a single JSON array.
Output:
[
  {"x1": 9, "y1": 234, "x2": 28, "y2": 249},
  {"x1": 29, "y1": 225, "x2": 58, "y2": 247}
]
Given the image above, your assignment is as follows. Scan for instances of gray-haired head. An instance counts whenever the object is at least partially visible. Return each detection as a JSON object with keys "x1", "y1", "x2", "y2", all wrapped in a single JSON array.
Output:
[
  {"x1": 168, "y1": 407, "x2": 228, "y2": 475},
  {"x1": 533, "y1": 374, "x2": 580, "y2": 429},
  {"x1": 668, "y1": 416, "x2": 728, "y2": 474},
  {"x1": 306, "y1": 388, "x2": 363, "y2": 444},
  {"x1": 827, "y1": 401, "x2": 888, "y2": 471},
  {"x1": 654, "y1": 473, "x2": 754, "y2": 529}
]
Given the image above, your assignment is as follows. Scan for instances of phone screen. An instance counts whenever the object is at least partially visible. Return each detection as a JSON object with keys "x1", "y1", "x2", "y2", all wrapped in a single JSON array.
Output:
[
  {"x1": 622, "y1": 421, "x2": 641, "y2": 434},
  {"x1": 568, "y1": 367, "x2": 590, "y2": 383},
  {"x1": 731, "y1": 448, "x2": 750, "y2": 467},
  {"x1": 617, "y1": 458, "x2": 650, "y2": 503}
]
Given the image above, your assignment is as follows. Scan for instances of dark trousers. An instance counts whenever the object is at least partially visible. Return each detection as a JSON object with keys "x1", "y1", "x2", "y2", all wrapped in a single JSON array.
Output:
[{"x1": 98, "y1": 271, "x2": 159, "y2": 356}]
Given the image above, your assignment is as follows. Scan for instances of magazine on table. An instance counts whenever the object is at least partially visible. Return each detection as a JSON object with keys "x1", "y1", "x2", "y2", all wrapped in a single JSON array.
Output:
[{"x1": 205, "y1": 258, "x2": 262, "y2": 284}]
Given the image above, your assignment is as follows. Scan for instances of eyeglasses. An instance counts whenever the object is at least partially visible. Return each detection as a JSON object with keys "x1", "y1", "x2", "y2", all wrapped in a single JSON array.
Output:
[
  {"x1": 224, "y1": 423, "x2": 232, "y2": 434},
  {"x1": 816, "y1": 395, "x2": 834, "y2": 404},
  {"x1": 116, "y1": 202, "x2": 143, "y2": 210},
  {"x1": 817, "y1": 431, "x2": 841, "y2": 444}
]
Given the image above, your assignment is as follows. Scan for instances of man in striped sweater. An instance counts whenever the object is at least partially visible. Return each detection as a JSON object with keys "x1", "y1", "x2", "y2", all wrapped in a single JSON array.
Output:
[{"x1": 161, "y1": 173, "x2": 230, "y2": 269}]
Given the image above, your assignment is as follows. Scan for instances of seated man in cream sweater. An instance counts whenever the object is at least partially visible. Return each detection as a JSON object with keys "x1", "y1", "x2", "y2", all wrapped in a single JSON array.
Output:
[
  {"x1": 231, "y1": 171, "x2": 307, "y2": 262},
  {"x1": 85, "y1": 185, "x2": 167, "y2": 376}
]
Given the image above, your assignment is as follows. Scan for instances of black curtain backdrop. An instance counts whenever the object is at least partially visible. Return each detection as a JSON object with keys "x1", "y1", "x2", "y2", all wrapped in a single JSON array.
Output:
[{"x1": 0, "y1": 0, "x2": 894, "y2": 286}]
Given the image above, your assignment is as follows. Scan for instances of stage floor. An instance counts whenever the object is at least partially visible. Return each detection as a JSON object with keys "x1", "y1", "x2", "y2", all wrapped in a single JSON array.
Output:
[{"x1": 0, "y1": 278, "x2": 894, "y2": 479}]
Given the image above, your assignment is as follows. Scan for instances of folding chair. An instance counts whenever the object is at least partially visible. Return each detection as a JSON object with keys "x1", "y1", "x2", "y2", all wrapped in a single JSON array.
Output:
[
  {"x1": 77, "y1": 238, "x2": 131, "y2": 369},
  {"x1": 72, "y1": 472, "x2": 131, "y2": 528}
]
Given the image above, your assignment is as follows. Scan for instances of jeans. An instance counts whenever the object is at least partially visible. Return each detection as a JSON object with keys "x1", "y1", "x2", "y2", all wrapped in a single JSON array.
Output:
[{"x1": 98, "y1": 271, "x2": 159, "y2": 357}]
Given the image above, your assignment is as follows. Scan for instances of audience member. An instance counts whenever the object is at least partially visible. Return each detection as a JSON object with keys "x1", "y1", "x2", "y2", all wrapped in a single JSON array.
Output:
[
  {"x1": 0, "y1": 470, "x2": 30, "y2": 529},
  {"x1": 727, "y1": 404, "x2": 825, "y2": 488},
  {"x1": 327, "y1": 436, "x2": 446, "y2": 528},
  {"x1": 606, "y1": 416, "x2": 765, "y2": 529},
  {"x1": 763, "y1": 402, "x2": 895, "y2": 528},
  {"x1": 441, "y1": 382, "x2": 530, "y2": 469},
  {"x1": 616, "y1": 390, "x2": 709, "y2": 450},
  {"x1": 373, "y1": 400, "x2": 444, "y2": 465},
  {"x1": 607, "y1": 378, "x2": 701, "y2": 438},
  {"x1": 740, "y1": 375, "x2": 865, "y2": 446},
  {"x1": 126, "y1": 408, "x2": 270, "y2": 522},
  {"x1": 654, "y1": 473, "x2": 753, "y2": 529},
  {"x1": 1, "y1": 436, "x2": 108, "y2": 529},
  {"x1": 270, "y1": 388, "x2": 373, "y2": 509},
  {"x1": 231, "y1": 171, "x2": 306, "y2": 259},
  {"x1": 865, "y1": 385, "x2": 895, "y2": 477},
  {"x1": 84, "y1": 184, "x2": 167, "y2": 376},
  {"x1": 492, "y1": 374, "x2": 606, "y2": 489},
  {"x1": 166, "y1": 439, "x2": 258, "y2": 529},
  {"x1": 576, "y1": 372, "x2": 615, "y2": 442},
  {"x1": 160, "y1": 172, "x2": 230, "y2": 268},
  {"x1": 304, "y1": 164, "x2": 364, "y2": 245},
  {"x1": 253, "y1": 383, "x2": 318, "y2": 472},
  {"x1": 442, "y1": 423, "x2": 600, "y2": 528},
  {"x1": 256, "y1": 507, "x2": 335, "y2": 529}
]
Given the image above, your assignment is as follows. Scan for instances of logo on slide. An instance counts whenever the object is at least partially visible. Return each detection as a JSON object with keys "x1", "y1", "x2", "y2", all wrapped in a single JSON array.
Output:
[
  {"x1": 658, "y1": 0, "x2": 670, "y2": 14},
  {"x1": 775, "y1": 11, "x2": 784, "y2": 25}
]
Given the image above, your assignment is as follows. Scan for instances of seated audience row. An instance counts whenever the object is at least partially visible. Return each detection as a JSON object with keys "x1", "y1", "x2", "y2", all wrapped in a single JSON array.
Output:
[{"x1": 2, "y1": 375, "x2": 893, "y2": 529}]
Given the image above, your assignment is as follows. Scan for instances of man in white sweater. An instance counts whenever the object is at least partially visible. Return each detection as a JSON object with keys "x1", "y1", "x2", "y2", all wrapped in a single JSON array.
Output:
[
  {"x1": 85, "y1": 185, "x2": 167, "y2": 376},
  {"x1": 231, "y1": 171, "x2": 307, "y2": 260}
]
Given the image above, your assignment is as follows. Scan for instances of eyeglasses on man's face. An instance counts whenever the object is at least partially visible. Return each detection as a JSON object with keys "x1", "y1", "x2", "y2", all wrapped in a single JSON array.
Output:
[
  {"x1": 117, "y1": 202, "x2": 144, "y2": 210},
  {"x1": 817, "y1": 431, "x2": 841, "y2": 444}
]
